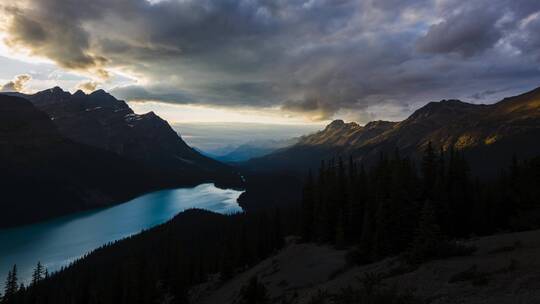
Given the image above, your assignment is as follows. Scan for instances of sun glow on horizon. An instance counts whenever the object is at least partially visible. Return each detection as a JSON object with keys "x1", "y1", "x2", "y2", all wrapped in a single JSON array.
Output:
[{"x1": 128, "y1": 100, "x2": 329, "y2": 125}]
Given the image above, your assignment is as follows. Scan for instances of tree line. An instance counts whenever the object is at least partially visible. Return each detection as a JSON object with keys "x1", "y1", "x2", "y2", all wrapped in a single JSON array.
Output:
[
  {"x1": 2, "y1": 144, "x2": 539, "y2": 303},
  {"x1": 1, "y1": 208, "x2": 287, "y2": 304},
  {"x1": 300, "y1": 143, "x2": 540, "y2": 263}
]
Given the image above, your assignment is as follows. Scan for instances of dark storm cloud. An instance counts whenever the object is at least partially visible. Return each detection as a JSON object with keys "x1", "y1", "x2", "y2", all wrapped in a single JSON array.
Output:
[
  {"x1": 2, "y1": 5, "x2": 110, "y2": 78},
  {"x1": 508, "y1": 11, "x2": 540, "y2": 61},
  {"x1": 417, "y1": 5, "x2": 503, "y2": 57},
  {"x1": 2, "y1": 0, "x2": 540, "y2": 121},
  {"x1": 417, "y1": 0, "x2": 540, "y2": 57},
  {"x1": 111, "y1": 85, "x2": 195, "y2": 104}
]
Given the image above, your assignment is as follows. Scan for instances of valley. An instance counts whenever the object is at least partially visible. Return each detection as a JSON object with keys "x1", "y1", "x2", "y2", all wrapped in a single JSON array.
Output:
[
  {"x1": 1, "y1": 86, "x2": 539, "y2": 304},
  {"x1": 2, "y1": 2, "x2": 540, "y2": 302}
]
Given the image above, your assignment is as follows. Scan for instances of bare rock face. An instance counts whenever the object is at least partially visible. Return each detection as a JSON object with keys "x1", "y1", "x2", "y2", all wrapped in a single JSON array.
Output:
[
  {"x1": 249, "y1": 86, "x2": 540, "y2": 176},
  {"x1": 0, "y1": 94, "x2": 170, "y2": 227},
  {"x1": 19, "y1": 87, "x2": 240, "y2": 186}
]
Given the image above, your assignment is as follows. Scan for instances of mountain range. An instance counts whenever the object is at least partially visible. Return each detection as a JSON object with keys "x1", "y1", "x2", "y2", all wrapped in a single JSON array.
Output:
[
  {"x1": 0, "y1": 88, "x2": 239, "y2": 227},
  {"x1": 212, "y1": 138, "x2": 298, "y2": 163},
  {"x1": 2, "y1": 85, "x2": 539, "y2": 227},
  {"x1": 247, "y1": 86, "x2": 540, "y2": 177},
  {"x1": 12, "y1": 87, "x2": 239, "y2": 185}
]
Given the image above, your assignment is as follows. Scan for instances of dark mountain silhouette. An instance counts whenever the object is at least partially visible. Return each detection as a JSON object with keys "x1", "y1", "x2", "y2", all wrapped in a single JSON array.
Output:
[
  {"x1": 0, "y1": 94, "x2": 176, "y2": 227},
  {"x1": 247, "y1": 86, "x2": 540, "y2": 177},
  {"x1": 11, "y1": 87, "x2": 240, "y2": 187}
]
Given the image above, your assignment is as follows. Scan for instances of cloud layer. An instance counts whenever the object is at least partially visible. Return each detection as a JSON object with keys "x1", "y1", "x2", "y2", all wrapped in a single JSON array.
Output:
[
  {"x1": 1, "y1": 74, "x2": 31, "y2": 92},
  {"x1": 2, "y1": 0, "x2": 540, "y2": 121}
]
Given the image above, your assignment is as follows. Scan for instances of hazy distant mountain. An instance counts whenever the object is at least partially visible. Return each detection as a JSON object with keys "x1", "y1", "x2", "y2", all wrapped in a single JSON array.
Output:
[
  {"x1": 12, "y1": 87, "x2": 240, "y2": 186},
  {"x1": 215, "y1": 138, "x2": 298, "y2": 163},
  {"x1": 0, "y1": 94, "x2": 173, "y2": 227},
  {"x1": 173, "y1": 122, "x2": 322, "y2": 155},
  {"x1": 248, "y1": 86, "x2": 540, "y2": 176}
]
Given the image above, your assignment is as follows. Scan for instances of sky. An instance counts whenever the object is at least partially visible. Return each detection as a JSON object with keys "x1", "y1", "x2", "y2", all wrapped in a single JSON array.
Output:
[
  {"x1": 173, "y1": 122, "x2": 321, "y2": 153},
  {"x1": 1, "y1": 0, "x2": 540, "y2": 125}
]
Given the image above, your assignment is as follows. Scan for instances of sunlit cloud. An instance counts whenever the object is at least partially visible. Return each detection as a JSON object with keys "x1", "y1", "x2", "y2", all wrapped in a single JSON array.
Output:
[
  {"x1": 128, "y1": 101, "x2": 328, "y2": 125},
  {"x1": 1, "y1": 0, "x2": 540, "y2": 123},
  {"x1": 76, "y1": 80, "x2": 99, "y2": 93},
  {"x1": 0, "y1": 73, "x2": 31, "y2": 92}
]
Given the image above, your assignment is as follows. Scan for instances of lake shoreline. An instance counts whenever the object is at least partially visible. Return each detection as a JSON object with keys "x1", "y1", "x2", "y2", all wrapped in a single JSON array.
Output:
[{"x1": 0, "y1": 183, "x2": 244, "y2": 288}]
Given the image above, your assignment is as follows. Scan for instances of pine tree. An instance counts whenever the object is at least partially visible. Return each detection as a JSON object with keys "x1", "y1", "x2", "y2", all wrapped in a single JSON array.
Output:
[
  {"x1": 31, "y1": 261, "x2": 45, "y2": 286},
  {"x1": 238, "y1": 220, "x2": 252, "y2": 268},
  {"x1": 422, "y1": 141, "x2": 437, "y2": 199},
  {"x1": 407, "y1": 201, "x2": 443, "y2": 264},
  {"x1": 272, "y1": 208, "x2": 285, "y2": 250},
  {"x1": 373, "y1": 198, "x2": 393, "y2": 258},
  {"x1": 300, "y1": 170, "x2": 315, "y2": 242},
  {"x1": 348, "y1": 155, "x2": 357, "y2": 184},
  {"x1": 256, "y1": 212, "x2": 270, "y2": 258},
  {"x1": 335, "y1": 210, "x2": 346, "y2": 249},
  {"x1": 3, "y1": 265, "x2": 18, "y2": 303},
  {"x1": 10, "y1": 265, "x2": 17, "y2": 297},
  {"x1": 313, "y1": 160, "x2": 328, "y2": 240},
  {"x1": 3, "y1": 270, "x2": 12, "y2": 302}
]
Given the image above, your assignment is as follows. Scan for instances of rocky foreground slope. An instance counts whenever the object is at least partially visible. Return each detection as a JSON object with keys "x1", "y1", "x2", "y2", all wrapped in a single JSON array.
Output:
[{"x1": 192, "y1": 229, "x2": 540, "y2": 304}]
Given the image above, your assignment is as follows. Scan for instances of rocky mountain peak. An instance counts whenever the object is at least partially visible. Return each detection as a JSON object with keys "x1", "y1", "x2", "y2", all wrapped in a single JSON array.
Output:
[
  {"x1": 73, "y1": 89, "x2": 86, "y2": 98},
  {"x1": 324, "y1": 119, "x2": 360, "y2": 131},
  {"x1": 16, "y1": 86, "x2": 239, "y2": 187},
  {"x1": 50, "y1": 86, "x2": 66, "y2": 94},
  {"x1": 29, "y1": 86, "x2": 72, "y2": 105},
  {"x1": 364, "y1": 120, "x2": 394, "y2": 129},
  {"x1": 89, "y1": 89, "x2": 108, "y2": 96},
  {"x1": 326, "y1": 119, "x2": 345, "y2": 128},
  {"x1": 407, "y1": 99, "x2": 480, "y2": 123},
  {"x1": 89, "y1": 89, "x2": 115, "y2": 101}
]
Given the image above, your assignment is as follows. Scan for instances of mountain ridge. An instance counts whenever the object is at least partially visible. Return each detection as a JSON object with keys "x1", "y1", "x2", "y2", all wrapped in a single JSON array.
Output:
[
  {"x1": 0, "y1": 94, "x2": 176, "y2": 227},
  {"x1": 9, "y1": 87, "x2": 240, "y2": 187},
  {"x1": 247, "y1": 86, "x2": 540, "y2": 176}
]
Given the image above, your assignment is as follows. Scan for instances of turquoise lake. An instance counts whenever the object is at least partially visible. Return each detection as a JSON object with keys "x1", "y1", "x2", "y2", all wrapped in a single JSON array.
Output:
[{"x1": 0, "y1": 183, "x2": 243, "y2": 287}]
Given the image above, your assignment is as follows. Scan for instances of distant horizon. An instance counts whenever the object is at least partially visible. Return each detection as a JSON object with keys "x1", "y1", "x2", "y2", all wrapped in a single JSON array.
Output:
[
  {"x1": 5, "y1": 83, "x2": 540, "y2": 155},
  {"x1": 172, "y1": 121, "x2": 323, "y2": 154}
]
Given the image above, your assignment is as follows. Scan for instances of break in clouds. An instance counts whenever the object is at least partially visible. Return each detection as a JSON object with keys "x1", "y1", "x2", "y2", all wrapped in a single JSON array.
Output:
[{"x1": 1, "y1": 0, "x2": 540, "y2": 121}]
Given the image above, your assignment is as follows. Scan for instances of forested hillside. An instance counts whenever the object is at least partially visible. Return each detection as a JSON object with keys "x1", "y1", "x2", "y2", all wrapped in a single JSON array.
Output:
[
  {"x1": 299, "y1": 145, "x2": 540, "y2": 265},
  {"x1": 3, "y1": 145, "x2": 539, "y2": 304}
]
